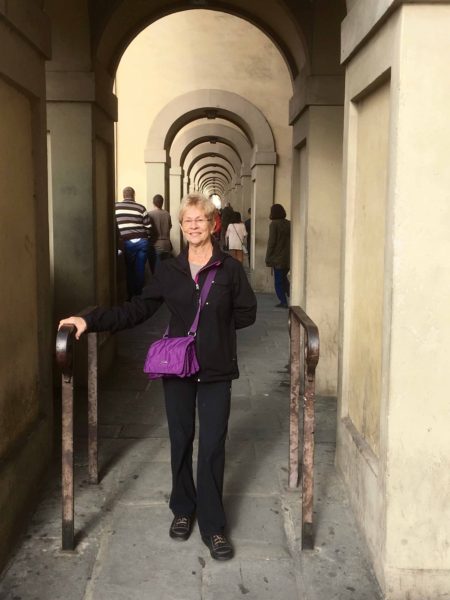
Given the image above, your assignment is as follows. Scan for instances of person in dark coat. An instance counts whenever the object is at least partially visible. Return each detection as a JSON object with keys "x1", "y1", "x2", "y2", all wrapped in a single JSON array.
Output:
[
  {"x1": 265, "y1": 203, "x2": 290, "y2": 308},
  {"x1": 58, "y1": 193, "x2": 257, "y2": 562}
]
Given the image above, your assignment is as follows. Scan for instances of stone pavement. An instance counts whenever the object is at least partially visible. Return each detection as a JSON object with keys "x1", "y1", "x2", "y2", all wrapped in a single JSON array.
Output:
[{"x1": 0, "y1": 294, "x2": 382, "y2": 600}]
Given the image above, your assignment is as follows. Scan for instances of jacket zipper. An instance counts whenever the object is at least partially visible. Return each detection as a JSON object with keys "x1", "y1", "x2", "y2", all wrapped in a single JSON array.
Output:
[{"x1": 193, "y1": 260, "x2": 221, "y2": 381}]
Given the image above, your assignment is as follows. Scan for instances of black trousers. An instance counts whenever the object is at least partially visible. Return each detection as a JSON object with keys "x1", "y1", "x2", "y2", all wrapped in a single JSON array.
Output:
[{"x1": 163, "y1": 378, "x2": 231, "y2": 537}]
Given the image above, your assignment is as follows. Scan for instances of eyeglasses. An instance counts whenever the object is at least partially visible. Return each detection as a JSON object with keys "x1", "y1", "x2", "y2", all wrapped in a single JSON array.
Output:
[{"x1": 182, "y1": 218, "x2": 211, "y2": 226}]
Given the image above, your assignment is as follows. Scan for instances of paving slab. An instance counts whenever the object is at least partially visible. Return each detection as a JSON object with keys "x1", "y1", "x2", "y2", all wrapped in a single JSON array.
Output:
[{"x1": 0, "y1": 292, "x2": 382, "y2": 600}]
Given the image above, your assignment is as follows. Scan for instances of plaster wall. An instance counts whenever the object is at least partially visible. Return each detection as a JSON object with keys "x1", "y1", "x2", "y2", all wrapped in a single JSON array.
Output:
[
  {"x1": 291, "y1": 106, "x2": 343, "y2": 396},
  {"x1": 47, "y1": 103, "x2": 95, "y2": 317},
  {"x1": 305, "y1": 107, "x2": 343, "y2": 396},
  {"x1": 338, "y1": 4, "x2": 450, "y2": 596},
  {"x1": 95, "y1": 138, "x2": 112, "y2": 306},
  {"x1": 347, "y1": 82, "x2": 390, "y2": 455},
  {"x1": 0, "y1": 80, "x2": 39, "y2": 457},
  {"x1": 116, "y1": 10, "x2": 292, "y2": 211},
  {"x1": 44, "y1": 0, "x2": 91, "y2": 71},
  {"x1": 290, "y1": 144, "x2": 307, "y2": 308},
  {"x1": 383, "y1": 4, "x2": 450, "y2": 590},
  {"x1": 0, "y1": 2, "x2": 52, "y2": 572},
  {"x1": 338, "y1": 9, "x2": 398, "y2": 588}
]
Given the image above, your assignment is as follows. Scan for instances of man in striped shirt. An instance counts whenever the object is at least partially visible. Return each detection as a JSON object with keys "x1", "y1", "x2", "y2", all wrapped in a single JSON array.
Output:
[{"x1": 115, "y1": 186, "x2": 155, "y2": 298}]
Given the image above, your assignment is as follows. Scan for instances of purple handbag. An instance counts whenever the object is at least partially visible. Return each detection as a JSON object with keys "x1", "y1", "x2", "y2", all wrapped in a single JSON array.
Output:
[{"x1": 143, "y1": 267, "x2": 218, "y2": 379}]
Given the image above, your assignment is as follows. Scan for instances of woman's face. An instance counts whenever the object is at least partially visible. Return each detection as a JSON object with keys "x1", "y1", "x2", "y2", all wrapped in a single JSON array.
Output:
[{"x1": 181, "y1": 206, "x2": 214, "y2": 247}]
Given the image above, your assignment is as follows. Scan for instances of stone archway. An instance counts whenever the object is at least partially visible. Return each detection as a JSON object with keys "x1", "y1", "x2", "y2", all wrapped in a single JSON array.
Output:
[
  {"x1": 144, "y1": 89, "x2": 276, "y2": 289},
  {"x1": 170, "y1": 122, "x2": 251, "y2": 172}
]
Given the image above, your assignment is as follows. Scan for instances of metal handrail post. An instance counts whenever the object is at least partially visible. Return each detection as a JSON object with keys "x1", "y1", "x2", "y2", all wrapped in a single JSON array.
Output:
[
  {"x1": 87, "y1": 333, "x2": 98, "y2": 484},
  {"x1": 288, "y1": 306, "x2": 319, "y2": 550},
  {"x1": 56, "y1": 307, "x2": 98, "y2": 550},
  {"x1": 289, "y1": 316, "x2": 300, "y2": 488}
]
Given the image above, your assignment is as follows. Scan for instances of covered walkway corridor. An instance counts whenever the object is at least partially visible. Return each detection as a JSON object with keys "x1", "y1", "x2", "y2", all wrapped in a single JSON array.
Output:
[
  {"x1": 1, "y1": 2, "x2": 450, "y2": 598},
  {"x1": 0, "y1": 295, "x2": 380, "y2": 600}
]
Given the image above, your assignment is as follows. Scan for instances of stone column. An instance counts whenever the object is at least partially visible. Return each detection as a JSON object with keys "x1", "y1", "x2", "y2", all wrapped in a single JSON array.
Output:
[
  {"x1": 233, "y1": 182, "x2": 243, "y2": 216},
  {"x1": 337, "y1": 3, "x2": 450, "y2": 598},
  {"x1": 144, "y1": 149, "x2": 166, "y2": 210},
  {"x1": 169, "y1": 167, "x2": 183, "y2": 254},
  {"x1": 46, "y1": 67, "x2": 117, "y2": 318},
  {"x1": 250, "y1": 153, "x2": 276, "y2": 292},
  {"x1": 289, "y1": 69, "x2": 344, "y2": 396},
  {"x1": 183, "y1": 175, "x2": 189, "y2": 197},
  {"x1": 241, "y1": 172, "x2": 252, "y2": 213}
]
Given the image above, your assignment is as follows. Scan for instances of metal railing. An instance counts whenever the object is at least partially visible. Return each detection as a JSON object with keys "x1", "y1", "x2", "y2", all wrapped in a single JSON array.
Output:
[
  {"x1": 55, "y1": 307, "x2": 98, "y2": 551},
  {"x1": 55, "y1": 304, "x2": 318, "y2": 551},
  {"x1": 288, "y1": 306, "x2": 320, "y2": 550}
]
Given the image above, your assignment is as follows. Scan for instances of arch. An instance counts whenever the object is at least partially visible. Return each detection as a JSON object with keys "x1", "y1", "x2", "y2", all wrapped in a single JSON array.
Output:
[
  {"x1": 145, "y1": 89, "x2": 276, "y2": 159},
  {"x1": 184, "y1": 142, "x2": 241, "y2": 179},
  {"x1": 171, "y1": 123, "x2": 252, "y2": 170},
  {"x1": 195, "y1": 166, "x2": 233, "y2": 186},
  {"x1": 190, "y1": 156, "x2": 237, "y2": 186},
  {"x1": 197, "y1": 174, "x2": 230, "y2": 193},
  {"x1": 95, "y1": 2, "x2": 309, "y2": 83},
  {"x1": 200, "y1": 175, "x2": 228, "y2": 191}
]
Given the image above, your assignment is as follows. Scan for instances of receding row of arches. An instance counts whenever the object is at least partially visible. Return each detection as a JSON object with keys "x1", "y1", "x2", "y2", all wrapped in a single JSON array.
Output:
[
  {"x1": 0, "y1": 2, "x2": 449, "y2": 597},
  {"x1": 142, "y1": 88, "x2": 276, "y2": 266}
]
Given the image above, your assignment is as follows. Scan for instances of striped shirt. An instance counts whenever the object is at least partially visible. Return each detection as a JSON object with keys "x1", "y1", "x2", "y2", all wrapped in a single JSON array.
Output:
[{"x1": 115, "y1": 200, "x2": 154, "y2": 241}]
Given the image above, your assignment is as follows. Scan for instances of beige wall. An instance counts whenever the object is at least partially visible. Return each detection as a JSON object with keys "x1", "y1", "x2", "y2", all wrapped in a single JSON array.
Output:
[
  {"x1": 385, "y1": 3, "x2": 450, "y2": 585},
  {"x1": 290, "y1": 105, "x2": 343, "y2": 396},
  {"x1": 305, "y1": 107, "x2": 343, "y2": 395},
  {"x1": 346, "y1": 81, "x2": 390, "y2": 455},
  {"x1": 0, "y1": 80, "x2": 39, "y2": 456},
  {"x1": 338, "y1": 3, "x2": 450, "y2": 597},
  {"x1": 116, "y1": 10, "x2": 292, "y2": 212},
  {"x1": 0, "y1": 1, "x2": 52, "y2": 572}
]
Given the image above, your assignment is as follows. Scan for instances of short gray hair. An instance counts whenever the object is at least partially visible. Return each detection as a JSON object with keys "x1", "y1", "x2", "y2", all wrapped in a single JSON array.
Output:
[{"x1": 179, "y1": 193, "x2": 216, "y2": 223}]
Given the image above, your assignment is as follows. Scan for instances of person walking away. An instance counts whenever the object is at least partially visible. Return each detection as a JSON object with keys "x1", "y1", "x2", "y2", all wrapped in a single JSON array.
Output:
[
  {"x1": 244, "y1": 207, "x2": 251, "y2": 266},
  {"x1": 149, "y1": 194, "x2": 172, "y2": 271},
  {"x1": 115, "y1": 186, "x2": 155, "y2": 299},
  {"x1": 225, "y1": 212, "x2": 247, "y2": 264},
  {"x1": 265, "y1": 203, "x2": 290, "y2": 308},
  {"x1": 59, "y1": 192, "x2": 257, "y2": 562},
  {"x1": 220, "y1": 202, "x2": 234, "y2": 250}
]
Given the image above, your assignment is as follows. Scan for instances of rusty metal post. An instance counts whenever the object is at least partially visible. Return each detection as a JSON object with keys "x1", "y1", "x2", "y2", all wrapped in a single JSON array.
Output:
[
  {"x1": 87, "y1": 333, "x2": 98, "y2": 484},
  {"x1": 289, "y1": 316, "x2": 300, "y2": 488},
  {"x1": 288, "y1": 306, "x2": 319, "y2": 550},
  {"x1": 61, "y1": 374, "x2": 74, "y2": 551},
  {"x1": 301, "y1": 358, "x2": 316, "y2": 550}
]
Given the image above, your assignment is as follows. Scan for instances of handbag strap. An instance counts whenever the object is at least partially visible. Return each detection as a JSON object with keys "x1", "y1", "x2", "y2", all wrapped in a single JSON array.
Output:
[
  {"x1": 188, "y1": 266, "x2": 218, "y2": 335},
  {"x1": 232, "y1": 223, "x2": 245, "y2": 247}
]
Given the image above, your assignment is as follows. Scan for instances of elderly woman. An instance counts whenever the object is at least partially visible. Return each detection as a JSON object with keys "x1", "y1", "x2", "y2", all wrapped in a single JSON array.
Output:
[
  {"x1": 59, "y1": 193, "x2": 257, "y2": 561},
  {"x1": 265, "y1": 203, "x2": 291, "y2": 308}
]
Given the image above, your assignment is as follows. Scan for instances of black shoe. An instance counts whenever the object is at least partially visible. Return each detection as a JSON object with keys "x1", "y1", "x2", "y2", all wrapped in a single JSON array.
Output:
[
  {"x1": 169, "y1": 515, "x2": 193, "y2": 541},
  {"x1": 275, "y1": 302, "x2": 288, "y2": 308},
  {"x1": 202, "y1": 533, "x2": 234, "y2": 561}
]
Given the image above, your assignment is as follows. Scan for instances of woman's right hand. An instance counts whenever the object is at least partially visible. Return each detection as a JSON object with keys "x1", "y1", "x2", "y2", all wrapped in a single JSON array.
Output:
[{"x1": 58, "y1": 317, "x2": 87, "y2": 340}]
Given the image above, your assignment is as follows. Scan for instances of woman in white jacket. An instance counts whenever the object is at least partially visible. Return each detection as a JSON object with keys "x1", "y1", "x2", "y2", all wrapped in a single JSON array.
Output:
[{"x1": 225, "y1": 211, "x2": 247, "y2": 263}]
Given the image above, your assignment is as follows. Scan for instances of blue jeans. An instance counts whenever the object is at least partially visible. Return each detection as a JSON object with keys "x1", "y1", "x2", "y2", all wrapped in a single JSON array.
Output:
[
  {"x1": 153, "y1": 249, "x2": 172, "y2": 273},
  {"x1": 123, "y1": 238, "x2": 149, "y2": 298},
  {"x1": 273, "y1": 268, "x2": 290, "y2": 305}
]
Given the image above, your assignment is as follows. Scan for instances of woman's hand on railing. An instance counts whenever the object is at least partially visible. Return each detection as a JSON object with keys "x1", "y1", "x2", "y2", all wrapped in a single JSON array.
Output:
[{"x1": 58, "y1": 317, "x2": 88, "y2": 340}]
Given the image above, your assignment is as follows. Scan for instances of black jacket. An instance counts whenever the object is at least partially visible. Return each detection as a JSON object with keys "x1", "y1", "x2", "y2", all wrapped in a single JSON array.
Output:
[
  {"x1": 84, "y1": 244, "x2": 257, "y2": 382},
  {"x1": 265, "y1": 218, "x2": 291, "y2": 269}
]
